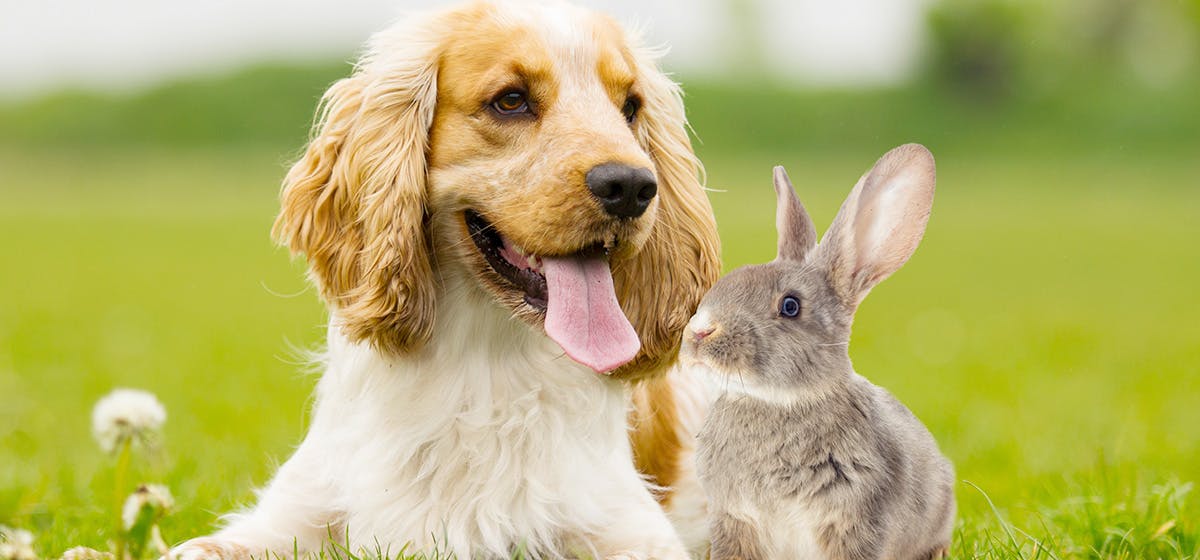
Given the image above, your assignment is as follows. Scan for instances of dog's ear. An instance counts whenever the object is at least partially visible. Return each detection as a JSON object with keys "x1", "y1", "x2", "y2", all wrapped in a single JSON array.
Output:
[
  {"x1": 612, "y1": 52, "x2": 722, "y2": 381},
  {"x1": 272, "y1": 22, "x2": 442, "y2": 355}
]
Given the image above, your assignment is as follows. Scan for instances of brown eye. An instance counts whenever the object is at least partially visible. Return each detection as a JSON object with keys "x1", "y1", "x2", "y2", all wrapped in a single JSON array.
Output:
[
  {"x1": 622, "y1": 96, "x2": 640, "y2": 123},
  {"x1": 492, "y1": 91, "x2": 529, "y2": 115}
]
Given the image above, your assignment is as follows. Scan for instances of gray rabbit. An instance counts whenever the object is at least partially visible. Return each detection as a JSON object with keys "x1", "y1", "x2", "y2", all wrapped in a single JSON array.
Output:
[{"x1": 686, "y1": 144, "x2": 955, "y2": 560}]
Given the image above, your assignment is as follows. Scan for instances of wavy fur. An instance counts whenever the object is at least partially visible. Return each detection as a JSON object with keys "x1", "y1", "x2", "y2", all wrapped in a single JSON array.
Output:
[{"x1": 172, "y1": 1, "x2": 719, "y2": 559}]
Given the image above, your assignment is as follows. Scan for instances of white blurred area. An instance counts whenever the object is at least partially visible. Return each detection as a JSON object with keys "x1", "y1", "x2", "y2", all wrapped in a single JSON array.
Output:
[{"x1": 0, "y1": 0, "x2": 929, "y2": 99}]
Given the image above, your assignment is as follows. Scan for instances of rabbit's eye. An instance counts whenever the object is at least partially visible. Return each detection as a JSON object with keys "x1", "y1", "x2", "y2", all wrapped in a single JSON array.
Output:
[{"x1": 779, "y1": 295, "x2": 801, "y2": 318}]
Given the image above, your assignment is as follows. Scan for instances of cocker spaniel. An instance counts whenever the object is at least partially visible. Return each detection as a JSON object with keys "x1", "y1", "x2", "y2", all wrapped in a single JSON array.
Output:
[{"x1": 172, "y1": 1, "x2": 720, "y2": 558}]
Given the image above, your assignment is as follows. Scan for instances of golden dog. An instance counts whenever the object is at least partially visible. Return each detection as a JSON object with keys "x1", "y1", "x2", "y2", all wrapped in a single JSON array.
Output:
[{"x1": 172, "y1": 1, "x2": 720, "y2": 558}]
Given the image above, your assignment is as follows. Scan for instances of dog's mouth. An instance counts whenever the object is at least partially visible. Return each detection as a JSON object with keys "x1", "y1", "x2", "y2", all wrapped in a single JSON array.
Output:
[
  {"x1": 465, "y1": 209, "x2": 640, "y2": 373},
  {"x1": 466, "y1": 209, "x2": 553, "y2": 310}
]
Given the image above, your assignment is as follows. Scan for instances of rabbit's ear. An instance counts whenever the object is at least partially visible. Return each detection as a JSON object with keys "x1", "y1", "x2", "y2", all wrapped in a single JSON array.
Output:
[
  {"x1": 774, "y1": 166, "x2": 817, "y2": 262},
  {"x1": 818, "y1": 144, "x2": 936, "y2": 305}
]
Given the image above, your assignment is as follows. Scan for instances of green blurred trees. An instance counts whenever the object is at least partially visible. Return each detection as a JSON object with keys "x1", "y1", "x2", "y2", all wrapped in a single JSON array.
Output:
[
  {"x1": 1, "y1": 0, "x2": 1196, "y2": 156},
  {"x1": 0, "y1": 64, "x2": 347, "y2": 148},
  {"x1": 925, "y1": 0, "x2": 1200, "y2": 102},
  {"x1": 926, "y1": 0, "x2": 1030, "y2": 101}
]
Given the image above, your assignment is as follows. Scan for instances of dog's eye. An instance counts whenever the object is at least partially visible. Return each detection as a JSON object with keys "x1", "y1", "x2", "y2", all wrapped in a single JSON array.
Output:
[
  {"x1": 779, "y1": 295, "x2": 801, "y2": 318},
  {"x1": 622, "y1": 96, "x2": 640, "y2": 124},
  {"x1": 492, "y1": 91, "x2": 530, "y2": 116}
]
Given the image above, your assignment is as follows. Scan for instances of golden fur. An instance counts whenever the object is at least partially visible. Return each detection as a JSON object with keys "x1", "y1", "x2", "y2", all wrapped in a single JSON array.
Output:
[
  {"x1": 630, "y1": 376, "x2": 686, "y2": 503},
  {"x1": 271, "y1": 0, "x2": 719, "y2": 511}
]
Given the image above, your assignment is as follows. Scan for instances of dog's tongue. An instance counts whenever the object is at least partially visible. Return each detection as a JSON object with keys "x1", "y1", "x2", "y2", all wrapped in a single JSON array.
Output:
[{"x1": 542, "y1": 255, "x2": 640, "y2": 373}]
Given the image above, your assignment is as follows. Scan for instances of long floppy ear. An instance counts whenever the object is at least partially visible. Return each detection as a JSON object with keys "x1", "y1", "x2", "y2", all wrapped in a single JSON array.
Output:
[
  {"x1": 817, "y1": 143, "x2": 936, "y2": 306},
  {"x1": 773, "y1": 165, "x2": 817, "y2": 262},
  {"x1": 271, "y1": 17, "x2": 442, "y2": 355},
  {"x1": 612, "y1": 48, "x2": 722, "y2": 381}
]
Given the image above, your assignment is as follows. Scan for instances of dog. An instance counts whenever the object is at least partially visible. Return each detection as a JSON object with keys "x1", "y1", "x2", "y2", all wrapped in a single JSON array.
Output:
[{"x1": 169, "y1": 1, "x2": 721, "y2": 559}]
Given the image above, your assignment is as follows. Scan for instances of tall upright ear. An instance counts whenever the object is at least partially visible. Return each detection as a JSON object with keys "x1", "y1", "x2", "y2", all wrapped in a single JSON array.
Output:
[
  {"x1": 773, "y1": 165, "x2": 817, "y2": 262},
  {"x1": 271, "y1": 18, "x2": 442, "y2": 355},
  {"x1": 817, "y1": 143, "x2": 936, "y2": 306},
  {"x1": 611, "y1": 49, "x2": 722, "y2": 381}
]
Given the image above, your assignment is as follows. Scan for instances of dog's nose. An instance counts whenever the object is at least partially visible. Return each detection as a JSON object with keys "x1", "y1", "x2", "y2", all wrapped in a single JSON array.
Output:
[{"x1": 586, "y1": 163, "x2": 657, "y2": 218}]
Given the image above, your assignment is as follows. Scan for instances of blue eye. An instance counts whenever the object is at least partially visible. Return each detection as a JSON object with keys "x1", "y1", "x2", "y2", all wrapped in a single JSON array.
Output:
[{"x1": 779, "y1": 295, "x2": 801, "y2": 318}]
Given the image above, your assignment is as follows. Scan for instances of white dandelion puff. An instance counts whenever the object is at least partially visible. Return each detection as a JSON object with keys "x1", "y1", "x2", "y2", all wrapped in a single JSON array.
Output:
[
  {"x1": 59, "y1": 548, "x2": 112, "y2": 560},
  {"x1": 91, "y1": 388, "x2": 166, "y2": 454},
  {"x1": 121, "y1": 484, "x2": 174, "y2": 559},
  {"x1": 0, "y1": 525, "x2": 36, "y2": 560},
  {"x1": 122, "y1": 484, "x2": 174, "y2": 531}
]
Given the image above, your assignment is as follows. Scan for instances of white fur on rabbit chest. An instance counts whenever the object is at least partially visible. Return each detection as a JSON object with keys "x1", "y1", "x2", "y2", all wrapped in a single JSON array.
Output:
[
  {"x1": 728, "y1": 500, "x2": 825, "y2": 559},
  {"x1": 256, "y1": 283, "x2": 652, "y2": 557}
]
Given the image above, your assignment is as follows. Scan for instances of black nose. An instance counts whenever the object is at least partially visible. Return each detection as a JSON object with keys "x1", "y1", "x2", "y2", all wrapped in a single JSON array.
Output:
[{"x1": 586, "y1": 163, "x2": 657, "y2": 219}]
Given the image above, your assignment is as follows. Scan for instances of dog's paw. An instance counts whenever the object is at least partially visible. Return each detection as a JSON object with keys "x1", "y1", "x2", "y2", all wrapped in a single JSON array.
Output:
[
  {"x1": 604, "y1": 552, "x2": 688, "y2": 560},
  {"x1": 166, "y1": 538, "x2": 252, "y2": 560}
]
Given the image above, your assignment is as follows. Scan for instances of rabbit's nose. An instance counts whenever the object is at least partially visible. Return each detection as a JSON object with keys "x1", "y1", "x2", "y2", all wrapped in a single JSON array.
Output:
[
  {"x1": 687, "y1": 310, "x2": 717, "y2": 343},
  {"x1": 692, "y1": 326, "x2": 716, "y2": 342}
]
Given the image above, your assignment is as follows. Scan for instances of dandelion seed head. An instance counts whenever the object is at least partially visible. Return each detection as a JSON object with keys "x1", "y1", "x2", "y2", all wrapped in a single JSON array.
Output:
[
  {"x1": 0, "y1": 526, "x2": 35, "y2": 560},
  {"x1": 122, "y1": 484, "x2": 174, "y2": 531},
  {"x1": 91, "y1": 388, "x2": 166, "y2": 454},
  {"x1": 59, "y1": 548, "x2": 113, "y2": 560}
]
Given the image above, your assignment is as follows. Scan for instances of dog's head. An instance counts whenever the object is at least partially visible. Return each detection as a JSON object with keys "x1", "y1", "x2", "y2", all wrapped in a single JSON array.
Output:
[{"x1": 273, "y1": 0, "x2": 720, "y2": 379}]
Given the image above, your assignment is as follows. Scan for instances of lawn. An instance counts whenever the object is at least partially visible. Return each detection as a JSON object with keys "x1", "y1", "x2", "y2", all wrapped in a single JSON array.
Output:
[{"x1": 1, "y1": 75, "x2": 1198, "y2": 558}]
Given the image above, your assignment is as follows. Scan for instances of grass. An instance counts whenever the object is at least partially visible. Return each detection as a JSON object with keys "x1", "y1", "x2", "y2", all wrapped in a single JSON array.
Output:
[{"x1": 1, "y1": 67, "x2": 1199, "y2": 558}]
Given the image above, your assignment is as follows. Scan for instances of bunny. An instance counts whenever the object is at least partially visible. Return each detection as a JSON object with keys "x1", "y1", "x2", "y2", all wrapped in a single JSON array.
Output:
[{"x1": 685, "y1": 144, "x2": 955, "y2": 560}]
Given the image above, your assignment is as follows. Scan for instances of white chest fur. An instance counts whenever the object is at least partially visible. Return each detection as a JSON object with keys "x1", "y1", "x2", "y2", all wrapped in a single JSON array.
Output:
[
  {"x1": 769, "y1": 503, "x2": 825, "y2": 559},
  {"x1": 729, "y1": 500, "x2": 824, "y2": 559},
  {"x1": 299, "y1": 283, "x2": 640, "y2": 557},
  {"x1": 193, "y1": 274, "x2": 689, "y2": 560}
]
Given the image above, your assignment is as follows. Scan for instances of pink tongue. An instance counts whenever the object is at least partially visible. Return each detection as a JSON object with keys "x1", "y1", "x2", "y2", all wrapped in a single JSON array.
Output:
[{"x1": 542, "y1": 256, "x2": 640, "y2": 374}]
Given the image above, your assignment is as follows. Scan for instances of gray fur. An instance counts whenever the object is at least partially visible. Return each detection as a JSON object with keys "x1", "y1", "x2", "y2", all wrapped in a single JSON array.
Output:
[
  {"x1": 688, "y1": 144, "x2": 955, "y2": 560},
  {"x1": 774, "y1": 166, "x2": 818, "y2": 262}
]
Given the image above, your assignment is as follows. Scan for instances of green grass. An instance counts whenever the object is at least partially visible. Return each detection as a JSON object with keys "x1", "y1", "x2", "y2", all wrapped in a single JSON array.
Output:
[
  {"x1": 2, "y1": 145, "x2": 1196, "y2": 559},
  {"x1": 1, "y1": 68, "x2": 1198, "y2": 558}
]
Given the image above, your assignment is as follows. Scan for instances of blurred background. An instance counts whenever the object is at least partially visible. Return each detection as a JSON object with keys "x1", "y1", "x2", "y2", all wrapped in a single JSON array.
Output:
[{"x1": 2, "y1": 0, "x2": 1198, "y2": 555}]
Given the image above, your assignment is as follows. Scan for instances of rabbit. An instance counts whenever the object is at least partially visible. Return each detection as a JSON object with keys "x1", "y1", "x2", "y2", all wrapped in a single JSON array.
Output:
[{"x1": 685, "y1": 144, "x2": 955, "y2": 560}]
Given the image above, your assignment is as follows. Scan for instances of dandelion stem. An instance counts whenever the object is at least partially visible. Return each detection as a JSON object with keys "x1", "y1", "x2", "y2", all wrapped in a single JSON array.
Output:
[{"x1": 114, "y1": 437, "x2": 132, "y2": 560}]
